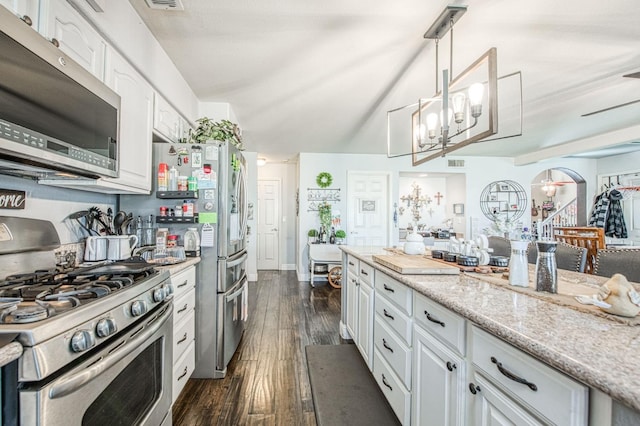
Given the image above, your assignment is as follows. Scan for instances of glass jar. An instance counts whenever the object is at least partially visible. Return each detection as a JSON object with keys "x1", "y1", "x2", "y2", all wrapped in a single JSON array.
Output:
[
  {"x1": 184, "y1": 228, "x2": 200, "y2": 253},
  {"x1": 535, "y1": 241, "x2": 558, "y2": 293},
  {"x1": 508, "y1": 240, "x2": 530, "y2": 287},
  {"x1": 178, "y1": 176, "x2": 188, "y2": 191}
]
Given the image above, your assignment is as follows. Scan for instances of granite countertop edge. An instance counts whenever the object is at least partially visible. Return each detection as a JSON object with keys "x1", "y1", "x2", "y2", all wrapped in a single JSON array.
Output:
[
  {"x1": 155, "y1": 257, "x2": 201, "y2": 275},
  {"x1": 340, "y1": 246, "x2": 640, "y2": 412},
  {"x1": 0, "y1": 341, "x2": 23, "y2": 368}
]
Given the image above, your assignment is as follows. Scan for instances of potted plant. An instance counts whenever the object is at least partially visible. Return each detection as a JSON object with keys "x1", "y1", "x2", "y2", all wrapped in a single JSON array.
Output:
[
  {"x1": 188, "y1": 117, "x2": 243, "y2": 149},
  {"x1": 308, "y1": 229, "x2": 317, "y2": 244},
  {"x1": 335, "y1": 229, "x2": 346, "y2": 244},
  {"x1": 318, "y1": 201, "x2": 332, "y2": 229}
]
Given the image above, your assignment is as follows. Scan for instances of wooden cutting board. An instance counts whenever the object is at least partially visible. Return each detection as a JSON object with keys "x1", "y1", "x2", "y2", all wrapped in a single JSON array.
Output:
[{"x1": 372, "y1": 254, "x2": 460, "y2": 275}]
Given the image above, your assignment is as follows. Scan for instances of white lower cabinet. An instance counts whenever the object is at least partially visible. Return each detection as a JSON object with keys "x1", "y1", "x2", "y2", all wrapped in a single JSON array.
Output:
[
  {"x1": 170, "y1": 265, "x2": 196, "y2": 404},
  {"x1": 469, "y1": 325, "x2": 588, "y2": 426},
  {"x1": 373, "y1": 349, "x2": 411, "y2": 425},
  {"x1": 469, "y1": 372, "x2": 545, "y2": 426},
  {"x1": 413, "y1": 324, "x2": 466, "y2": 425},
  {"x1": 345, "y1": 255, "x2": 374, "y2": 369},
  {"x1": 172, "y1": 340, "x2": 195, "y2": 404}
]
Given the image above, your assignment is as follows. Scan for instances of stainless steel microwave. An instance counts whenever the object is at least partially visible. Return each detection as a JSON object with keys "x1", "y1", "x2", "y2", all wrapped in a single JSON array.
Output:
[{"x1": 0, "y1": 7, "x2": 120, "y2": 179}]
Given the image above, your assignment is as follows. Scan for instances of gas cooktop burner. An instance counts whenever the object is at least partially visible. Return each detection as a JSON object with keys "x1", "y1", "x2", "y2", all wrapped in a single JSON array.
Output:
[
  {"x1": 0, "y1": 298, "x2": 80, "y2": 324},
  {"x1": 0, "y1": 259, "x2": 158, "y2": 324}
]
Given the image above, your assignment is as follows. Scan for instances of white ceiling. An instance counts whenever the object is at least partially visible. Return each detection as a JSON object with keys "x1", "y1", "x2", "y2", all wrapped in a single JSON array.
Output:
[{"x1": 130, "y1": 0, "x2": 640, "y2": 163}]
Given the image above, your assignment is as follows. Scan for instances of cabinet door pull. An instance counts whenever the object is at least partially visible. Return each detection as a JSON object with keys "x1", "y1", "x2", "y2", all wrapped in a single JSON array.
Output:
[
  {"x1": 348, "y1": 261, "x2": 355, "y2": 266},
  {"x1": 177, "y1": 304, "x2": 188, "y2": 314},
  {"x1": 177, "y1": 280, "x2": 188, "y2": 288},
  {"x1": 424, "y1": 310, "x2": 445, "y2": 327},
  {"x1": 50, "y1": 38, "x2": 60, "y2": 48},
  {"x1": 382, "y1": 374, "x2": 393, "y2": 391},
  {"x1": 383, "y1": 284, "x2": 395, "y2": 293},
  {"x1": 446, "y1": 361, "x2": 456, "y2": 372},
  {"x1": 21, "y1": 15, "x2": 33, "y2": 26},
  {"x1": 177, "y1": 332, "x2": 188, "y2": 344},
  {"x1": 177, "y1": 367, "x2": 188, "y2": 381},
  {"x1": 468, "y1": 383, "x2": 481, "y2": 394},
  {"x1": 383, "y1": 309, "x2": 394, "y2": 320},
  {"x1": 491, "y1": 356, "x2": 538, "y2": 391},
  {"x1": 382, "y1": 338, "x2": 394, "y2": 353},
  {"x1": 360, "y1": 269, "x2": 368, "y2": 276}
]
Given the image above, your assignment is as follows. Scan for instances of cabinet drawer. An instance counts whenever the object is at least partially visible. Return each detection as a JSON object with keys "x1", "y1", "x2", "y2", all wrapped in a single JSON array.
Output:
[
  {"x1": 373, "y1": 349, "x2": 410, "y2": 425},
  {"x1": 173, "y1": 288, "x2": 195, "y2": 325},
  {"x1": 374, "y1": 316, "x2": 412, "y2": 389},
  {"x1": 414, "y1": 292, "x2": 466, "y2": 355},
  {"x1": 375, "y1": 271, "x2": 412, "y2": 316},
  {"x1": 173, "y1": 310, "x2": 195, "y2": 363},
  {"x1": 359, "y1": 262, "x2": 374, "y2": 286},
  {"x1": 471, "y1": 326, "x2": 588, "y2": 426},
  {"x1": 171, "y1": 266, "x2": 196, "y2": 300},
  {"x1": 347, "y1": 255, "x2": 359, "y2": 275},
  {"x1": 172, "y1": 340, "x2": 195, "y2": 403},
  {"x1": 375, "y1": 294, "x2": 412, "y2": 345}
]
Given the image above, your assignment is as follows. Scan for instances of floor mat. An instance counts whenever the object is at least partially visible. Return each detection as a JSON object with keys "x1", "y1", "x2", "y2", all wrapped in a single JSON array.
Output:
[{"x1": 305, "y1": 344, "x2": 400, "y2": 426}]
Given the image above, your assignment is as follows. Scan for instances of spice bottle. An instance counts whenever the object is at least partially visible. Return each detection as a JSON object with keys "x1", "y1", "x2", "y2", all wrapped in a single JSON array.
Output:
[
  {"x1": 156, "y1": 227, "x2": 169, "y2": 250},
  {"x1": 166, "y1": 234, "x2": 179, "y2": 248},
  {"x1": 157, "y1": 163, "x2": 168, "y2": 191}
]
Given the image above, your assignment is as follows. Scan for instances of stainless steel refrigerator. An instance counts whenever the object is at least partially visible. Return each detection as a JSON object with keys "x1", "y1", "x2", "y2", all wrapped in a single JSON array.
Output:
[{"x1": 120, "y1": 141, "x2": 248, "y2": 378}]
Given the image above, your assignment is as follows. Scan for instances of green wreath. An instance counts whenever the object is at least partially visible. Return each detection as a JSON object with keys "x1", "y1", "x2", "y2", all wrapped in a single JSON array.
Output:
[{"x1": 316, "y1": 172, "x2": 333, "y2": 188}]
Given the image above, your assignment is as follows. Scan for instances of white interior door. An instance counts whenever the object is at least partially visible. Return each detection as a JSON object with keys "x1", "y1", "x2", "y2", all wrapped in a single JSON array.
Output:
[
  {"x1": 347, "y1": 171, "x2": 390, "y2": 246},
  {"x1": 257, "y1": 179, "x2": 280, "y2": 270}
]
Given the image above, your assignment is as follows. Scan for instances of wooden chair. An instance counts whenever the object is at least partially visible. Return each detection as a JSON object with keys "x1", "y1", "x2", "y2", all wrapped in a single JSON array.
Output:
[
  {"x1": 527, "y1": 241, "x2": 588, "y2": 273},
  {"x1": 594, "y1": 248, "x2": 640, "y2": 283},
  {"x1": 553, "y1": 227, "x2": 605, "y2": 274}
]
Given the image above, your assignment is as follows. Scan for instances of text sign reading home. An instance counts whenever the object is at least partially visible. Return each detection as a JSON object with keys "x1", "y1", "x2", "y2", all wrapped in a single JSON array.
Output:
[{"x1": 0, "y1": 189, "x2": 26, "y2": 209}]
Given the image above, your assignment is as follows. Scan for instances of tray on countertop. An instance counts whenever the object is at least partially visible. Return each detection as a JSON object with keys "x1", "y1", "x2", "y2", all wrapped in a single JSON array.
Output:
[{"x1": 372, "y1": 254, "x2": 460, "y2": 275}]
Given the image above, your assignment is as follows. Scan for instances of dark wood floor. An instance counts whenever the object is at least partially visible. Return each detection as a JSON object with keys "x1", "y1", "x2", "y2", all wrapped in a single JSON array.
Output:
[{"x1": 172, "y1": 271, "x2": 344, "y2": 425}]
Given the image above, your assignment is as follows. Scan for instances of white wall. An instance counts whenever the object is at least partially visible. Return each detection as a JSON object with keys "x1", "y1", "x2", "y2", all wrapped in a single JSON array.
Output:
[
  {"x1": 597, "y1": 151, "x2": 640, "y2": 177},
  {"x1": 243, "y1": 151, "x2": 258, "y2": 281},
  {"x1": 257, "y1": 162, "x2": 298, "y2": 270},
  {"x1": 397, "y1": 176, "x2": 447, "y2": 230},
  {"x1": 295, "y1": 153, "x2": 598, "y2": 281}
]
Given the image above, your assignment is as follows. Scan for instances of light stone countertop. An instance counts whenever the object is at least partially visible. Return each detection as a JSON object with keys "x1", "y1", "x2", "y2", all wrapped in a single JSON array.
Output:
[
  {"x1": 0, "y1": 336, "x2": 22, "y2": 368},
  {"x1": 155, "y1": 257, "x2": 200, "y2": 275},
  {"x1": 340, "y1": 246, "x2": 640, "y2": 412}
]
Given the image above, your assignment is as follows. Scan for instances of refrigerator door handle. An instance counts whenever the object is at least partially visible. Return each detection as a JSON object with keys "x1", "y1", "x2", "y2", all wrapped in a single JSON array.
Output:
[
  {"x1": 226, "y1": 251, "x2": 248, "y2": 268},
  {"x1": 238, "y1": 162, "x2": 248, "y2": 240},
  {"x1": 225, "y1": 278, "x2": 247, "y2": 302}
]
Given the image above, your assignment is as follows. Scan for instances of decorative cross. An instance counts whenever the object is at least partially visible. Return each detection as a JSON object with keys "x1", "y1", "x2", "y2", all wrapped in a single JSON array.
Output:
[{"x1": 434, "y1": 192, "x2": 444, "y2": 205}]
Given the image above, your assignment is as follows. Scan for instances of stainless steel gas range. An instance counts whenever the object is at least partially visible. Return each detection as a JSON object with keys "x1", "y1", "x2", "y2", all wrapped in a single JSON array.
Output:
[{"x1": 0, "y1": 217, "x2": 174, "y2": 426}]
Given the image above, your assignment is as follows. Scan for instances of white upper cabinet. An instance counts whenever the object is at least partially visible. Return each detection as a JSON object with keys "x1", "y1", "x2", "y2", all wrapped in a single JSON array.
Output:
[
  {"x1": 153, "y1": 94, "x2": 182, "y2": 144},
  {"x1": 102, "y1": 48, "x2": 153, "y2": 193},
  {"x1": 0, "y1": 0, "x2": 39, "y2": 28},
  {"x1": 39, "y1": 0, "x2": 106, "y2": 80}
]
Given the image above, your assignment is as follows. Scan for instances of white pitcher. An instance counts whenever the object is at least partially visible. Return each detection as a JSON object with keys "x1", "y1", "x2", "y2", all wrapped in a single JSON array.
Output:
[
  {"x1": 84, "y1": 236, "x2": 108, "y2": 261},
  {"x1": 107, "y1": 235, "x2": 139, "y2": 261}
]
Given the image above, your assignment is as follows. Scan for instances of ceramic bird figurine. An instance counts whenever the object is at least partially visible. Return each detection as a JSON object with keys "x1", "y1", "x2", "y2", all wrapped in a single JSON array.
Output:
[{"x1": 596, "y1": 274, "x2": 640, "y2": 318}]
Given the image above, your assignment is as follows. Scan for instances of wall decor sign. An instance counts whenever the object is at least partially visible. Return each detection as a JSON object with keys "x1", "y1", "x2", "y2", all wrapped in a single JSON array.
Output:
[
  {"x1": 0, "y1": 189, "x2": 26, "y2": 209},
  {"x1": 360, "y1": 199, "x2": 376, "y2": 213}
]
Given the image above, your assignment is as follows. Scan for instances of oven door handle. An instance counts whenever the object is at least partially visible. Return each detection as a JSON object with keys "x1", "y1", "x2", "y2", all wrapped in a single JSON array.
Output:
[
  {"x1": 225, "y1": 279, "x2": 247, "y2": 302},
  {"x1": 226, "y1": 251, "x2": 248, "y2": 268},
  {"x1": 48, "y1": 306, "x2": 171, "y2": 399}
]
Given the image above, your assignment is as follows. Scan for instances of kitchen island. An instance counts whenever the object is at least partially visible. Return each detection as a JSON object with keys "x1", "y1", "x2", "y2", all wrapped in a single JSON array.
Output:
[{"x1": 340, "y1": 246, "x2": 640, "y2": 425}]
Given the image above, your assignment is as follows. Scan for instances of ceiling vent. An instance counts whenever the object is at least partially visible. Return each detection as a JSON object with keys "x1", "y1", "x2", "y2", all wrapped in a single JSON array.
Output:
[
  {"x1": 144, "y1": 0, "x2": 184, "y2": 11},
  {"x1": 448, "y1": 159, "x2": 465, "y2": 168}
]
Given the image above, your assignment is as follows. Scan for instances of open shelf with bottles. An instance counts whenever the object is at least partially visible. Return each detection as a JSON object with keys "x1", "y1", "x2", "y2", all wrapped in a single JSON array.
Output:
[
  {"x1": 156, "y1": 214, "x2": 199, "y2": 224},
  {"x1": 156, "y1": 190, "x2": 198, "y2": 199}
]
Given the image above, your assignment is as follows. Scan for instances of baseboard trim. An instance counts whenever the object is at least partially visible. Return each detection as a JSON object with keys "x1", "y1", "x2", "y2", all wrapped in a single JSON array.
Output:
[
  {"x1": 280, "y1": 263, "x2": 296, "y2": 271},
  {"x1": 247, "y1": 273, "x2": 258, "y2": 282}
]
